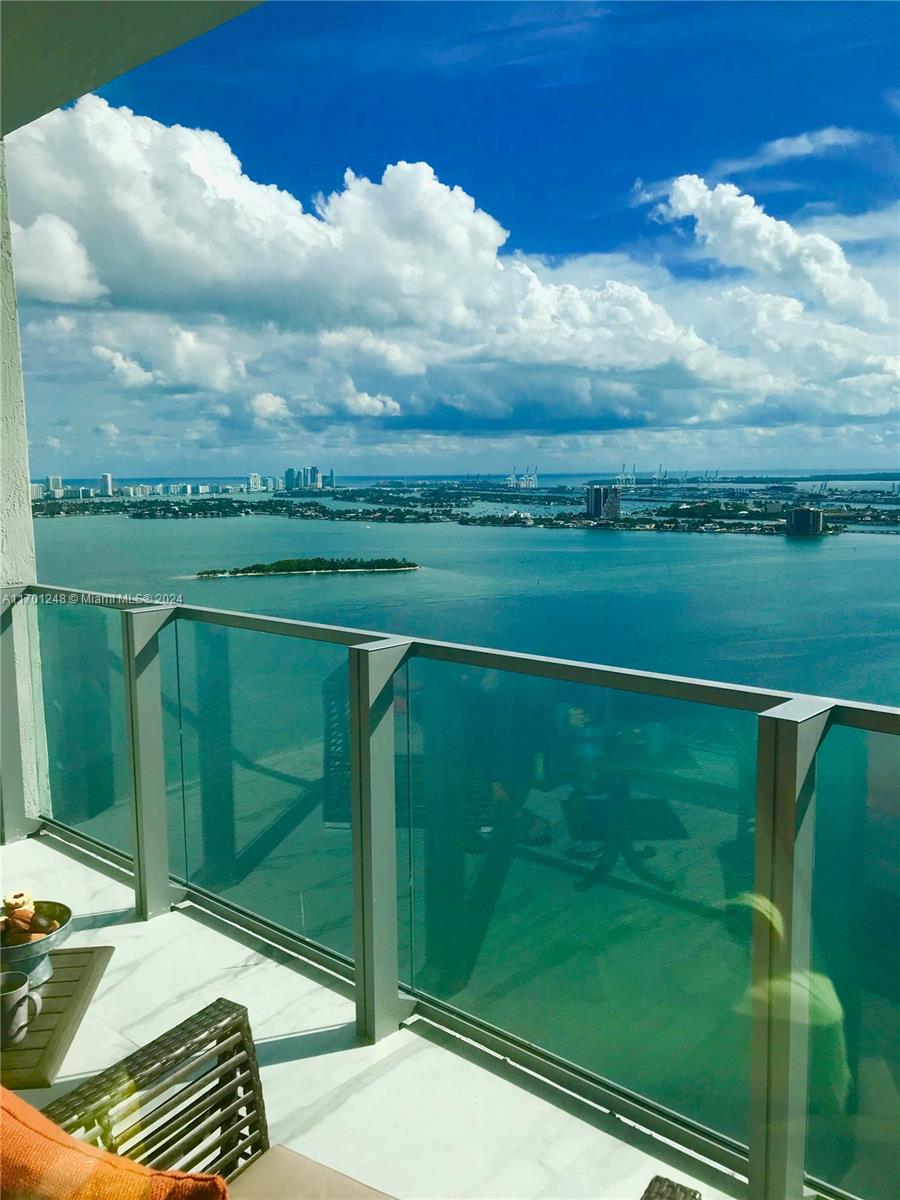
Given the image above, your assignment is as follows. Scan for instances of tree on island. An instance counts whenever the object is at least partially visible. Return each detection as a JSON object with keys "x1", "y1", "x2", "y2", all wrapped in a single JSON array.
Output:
[{"x1": 197, "y1": 556, "x2": 418, "y2": 577}]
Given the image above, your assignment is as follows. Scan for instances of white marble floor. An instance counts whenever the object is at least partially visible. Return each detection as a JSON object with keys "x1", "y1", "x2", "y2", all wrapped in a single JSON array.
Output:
[{"x1": 3, "y1": 834, "x2": 744, "y2": 1200}]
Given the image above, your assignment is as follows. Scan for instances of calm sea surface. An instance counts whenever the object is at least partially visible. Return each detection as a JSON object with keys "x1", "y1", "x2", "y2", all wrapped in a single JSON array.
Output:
[{"x1": 35, "y1": 513, "x2": 899, "y2": 703}]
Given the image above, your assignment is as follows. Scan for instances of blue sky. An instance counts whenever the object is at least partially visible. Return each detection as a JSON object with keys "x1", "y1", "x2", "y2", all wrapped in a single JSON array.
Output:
[
  {"x1": 99, "y1": 2, "x2": 900, "y2": 255},
  {"x1": 7, "y1": 1, "x2": 899, "y2": 475}
]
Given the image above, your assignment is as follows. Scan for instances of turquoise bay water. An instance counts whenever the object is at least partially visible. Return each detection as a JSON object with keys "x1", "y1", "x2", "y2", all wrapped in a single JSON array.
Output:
[
  {"x1": 35, "y1": 513, "x2": 899, "y2": 702},
  {"x1": 33, "y1": 516, "x2": 899, "y2": 1195}
]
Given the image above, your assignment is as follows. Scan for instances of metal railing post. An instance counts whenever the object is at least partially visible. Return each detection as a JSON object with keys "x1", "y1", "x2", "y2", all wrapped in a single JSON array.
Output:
[
  {"x1": 0, "y1": 587, "x2": 42, "y2": 842},
  {"x1": 749, "y1": 696, "x2": 833, "y2": 1200},
  {"x1": 122, "y1": 606, "x2": 174, "y2": 919},
  {"x1": 349, "y1": 637, "x2": 415, "y2": 1042}
]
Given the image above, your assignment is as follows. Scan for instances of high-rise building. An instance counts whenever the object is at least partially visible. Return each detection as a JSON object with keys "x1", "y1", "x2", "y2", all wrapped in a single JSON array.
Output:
[
  {"x1": 284, "y1": 465, "x2": 332, "y2": 490},
  {"x1": 46, "y1": 474, "x2": 62, "y2": 491},
  {"x1": 786, "y1": 506, "x2": 824, "y2": 535},
  {"x1": 248, "y1": 473, "x2": 262, "y2": 493},
  {"x1": 30, "y1": 483, "x2": 45, "y2": 500},
  {"x1": 100, "y1": 473, "x2": 113, "y2": 496},
  {"x1": 585, "y1": 485, "x2": 621, "y2": 521}
]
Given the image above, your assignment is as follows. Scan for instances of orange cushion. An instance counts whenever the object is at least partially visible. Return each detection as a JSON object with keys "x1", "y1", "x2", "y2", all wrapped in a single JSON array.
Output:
[{"x1": 0, "y1": 1086, "x2": 228, "y2": 1199}]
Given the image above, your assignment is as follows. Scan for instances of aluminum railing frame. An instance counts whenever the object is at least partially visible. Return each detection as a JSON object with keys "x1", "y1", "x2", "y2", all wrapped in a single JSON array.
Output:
[
  {"x1": 22, "y1": 582, "x2": 900, "y2": 729},
  {"x1": 2, "y1": 581, "x2": 896, "y2": 1200}
]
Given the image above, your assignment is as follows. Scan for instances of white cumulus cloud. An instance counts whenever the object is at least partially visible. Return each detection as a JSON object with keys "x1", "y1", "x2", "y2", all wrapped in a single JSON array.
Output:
[
  {"x1": 338, "y1": 378, "x2": 401, "y2": 417},
  {"x1": 92, "y1": 345, "x2": 155, "y2": 387},
  {"x1": 95, "y1": 421, "x2": 121, "y2": 444},
  {"x1": 5, "y1": 97, "x2": 898, "y2": 467},
  {"x1": 10, "y1": 213, "x2": 106, "y2": 304},
  {"x1": 248, "y1": 392, "x2": 290, "y2": 425},
  {"x1": 659, "y1": 175, "x2": 889, "y2": 322}
]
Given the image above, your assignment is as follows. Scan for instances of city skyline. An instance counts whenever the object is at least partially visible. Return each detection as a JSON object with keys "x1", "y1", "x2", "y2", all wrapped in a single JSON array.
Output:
[
  {"x1": 31, "y1": 463, "x2": 338, "y2": 499},
  {"x1": 30, "y1": 461, "x2": 900, "y2": 483},
  {"x1": 6, "y1": 2, "x2": 898, "y2": 476}
]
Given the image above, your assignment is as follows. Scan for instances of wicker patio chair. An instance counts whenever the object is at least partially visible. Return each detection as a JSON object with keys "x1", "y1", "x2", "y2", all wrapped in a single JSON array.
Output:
[
  {"x1": 43, "y1": 997, "x2": 268, "y2": 1185},
  {"x1": 640, "y1": 1178, "x2": 701, "y2": 1200},
  {"x1": 38, "y1": 995, "x2": 697, "y2": 1198}
]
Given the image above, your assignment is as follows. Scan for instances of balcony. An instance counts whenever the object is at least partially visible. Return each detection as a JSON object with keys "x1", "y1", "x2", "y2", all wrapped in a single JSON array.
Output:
[
  {"x1": 1, "y1": 582, "x2": 898, "y2": 1200},
  {"x1": 4, "y1": 834, "x2": 738, "y2": 1200}
]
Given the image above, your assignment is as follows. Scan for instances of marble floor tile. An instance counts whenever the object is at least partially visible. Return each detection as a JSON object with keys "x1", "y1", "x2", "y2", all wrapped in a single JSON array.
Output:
[
  {"x1": 16, "y1": 1011, "x2": 142, "y2": 1112},
  {"x1": 2, "y1": 836, "x2": 740, "y2": 1200}
]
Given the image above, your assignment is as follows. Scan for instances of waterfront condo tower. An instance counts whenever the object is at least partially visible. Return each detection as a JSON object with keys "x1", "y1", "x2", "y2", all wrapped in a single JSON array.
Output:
[
  {"x1": 585, "y1": 484, "x2": 622, "y2": 521},
  {"x1": 786, "y1": 506, "x2": 825, "y2": 535}
]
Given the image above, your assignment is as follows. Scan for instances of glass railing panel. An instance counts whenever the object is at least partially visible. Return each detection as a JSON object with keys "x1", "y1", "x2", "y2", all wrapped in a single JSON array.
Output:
[
  {"x1": 160, "y1": 621, "x2": 187, "y2": 881},
  {"x1": 34, "y1": 599, "x2": 132, "y2": 854},
  {"x1": 402, "y1": 657, "x2": 758, "y2": 1142},
  {"x1": 806, "y1": 722, "x2": 899, "y2": 1198},
  {"x1": 171, "y1": 620, "x2": 354, "y2": 959},
  {"x1": 395, "y1": 660, "x2": 414, "y2": 987}
]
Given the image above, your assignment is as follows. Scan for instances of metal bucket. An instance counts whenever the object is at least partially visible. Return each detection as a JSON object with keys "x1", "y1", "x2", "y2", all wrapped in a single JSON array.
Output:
[{"x1": 1, "y1": 902, "x2": 72, "y2": 985}]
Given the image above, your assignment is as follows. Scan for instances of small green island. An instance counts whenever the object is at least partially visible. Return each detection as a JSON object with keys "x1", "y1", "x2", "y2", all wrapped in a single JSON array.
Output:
[{"x1": 197, "y1": 556, "x2": 419, "y2": 578}]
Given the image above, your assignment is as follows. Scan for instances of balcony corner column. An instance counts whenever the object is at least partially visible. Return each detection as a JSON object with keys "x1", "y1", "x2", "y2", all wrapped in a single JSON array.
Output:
[
  {"x1": 349, "y1": 637, "x2": 415, "y2": 1042},
  {"x1": 749, "y1": 696, "x2": 833, "y2": 1200},
  {"x1": 122, "y1": 606, "x2": 174, "y2": 919}
]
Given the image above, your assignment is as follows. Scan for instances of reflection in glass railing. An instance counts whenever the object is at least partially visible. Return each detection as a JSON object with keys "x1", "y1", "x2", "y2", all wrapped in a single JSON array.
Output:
[
  {"x1": 35, "y1": 601, "x2": 132, "y2": 854},
  {"x1": 808, "y1": 724, "x2": 899, "y2": 1198},
  {"x1": 27, "y1": 590, "x2": 899, "y2": 1195},
  {"x1": 160, "y1": 621, "x2": 187, "y2": 880},
  {"x1": 170, "y1": 621, "x2": 355, "y2": 958},
  {"x1": 394, "y1": 660, "x2": 414, "y2": 987},
  {"x1": 399, "y1": 658, "x2": 758, "y2": 1143}
]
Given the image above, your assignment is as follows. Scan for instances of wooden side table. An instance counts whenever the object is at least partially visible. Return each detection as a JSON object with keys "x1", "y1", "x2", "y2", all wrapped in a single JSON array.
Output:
[{"x1": 1, "y1": 945, "x2": 113, "y2": 1088}]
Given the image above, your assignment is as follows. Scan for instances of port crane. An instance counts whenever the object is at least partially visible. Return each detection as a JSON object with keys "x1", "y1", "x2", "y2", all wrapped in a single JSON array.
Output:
[{"x1": 506, "y1": 465, "x2": 538, "y2": 490}]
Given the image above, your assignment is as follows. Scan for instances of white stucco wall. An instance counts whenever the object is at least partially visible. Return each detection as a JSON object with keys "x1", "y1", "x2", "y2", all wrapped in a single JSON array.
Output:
[
  {"x1": 1, "y1": 143, "x2": 37, "y2": 588},
  {"x1": 1, "y1": 140, "x2": 49, "y2": 828}
]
